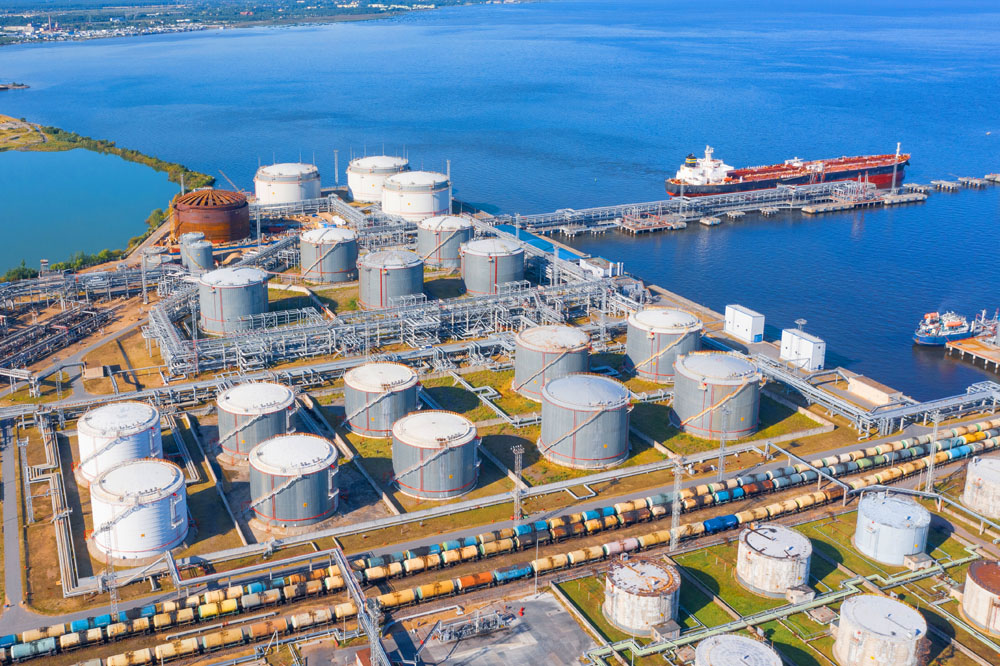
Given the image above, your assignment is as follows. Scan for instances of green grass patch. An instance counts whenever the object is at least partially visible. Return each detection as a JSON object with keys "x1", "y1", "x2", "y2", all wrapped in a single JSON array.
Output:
[
  {"x1": 419, "y1": 376, "x2": 496, "y2": 423},
  {"x1": 674, "y1": 543, "x2": 785, "y2": 617}
]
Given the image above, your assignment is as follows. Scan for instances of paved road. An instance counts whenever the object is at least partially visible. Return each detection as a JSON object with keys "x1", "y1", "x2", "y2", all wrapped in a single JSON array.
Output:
[{"x1": 1, "y1": 421, "x2": 33, "y2": 632}]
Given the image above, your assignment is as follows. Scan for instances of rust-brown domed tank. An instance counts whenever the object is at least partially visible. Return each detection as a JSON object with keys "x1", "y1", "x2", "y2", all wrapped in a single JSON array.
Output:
[{"x1": 172, "y1": 189, "x2": 250, "y2": 243}]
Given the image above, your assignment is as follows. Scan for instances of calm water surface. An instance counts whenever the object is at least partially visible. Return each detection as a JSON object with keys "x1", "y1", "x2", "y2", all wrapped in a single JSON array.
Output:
[{"x1": 0, "y1": 0, "x2": 997, "y2": 398}]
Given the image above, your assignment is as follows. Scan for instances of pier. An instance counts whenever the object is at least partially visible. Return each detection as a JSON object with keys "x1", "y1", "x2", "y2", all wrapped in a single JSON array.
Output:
[
  {"x1": 947, "y1": 337, "x2": 1000, "y2": 373},
  {"x1": 931, "y1": 179, "x2": 961, "y2": 192}
]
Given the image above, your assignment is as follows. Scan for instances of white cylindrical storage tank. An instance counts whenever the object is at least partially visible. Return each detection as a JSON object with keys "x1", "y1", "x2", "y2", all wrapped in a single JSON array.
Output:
[
  {"x1": 416, "y1": 215, "x2": 474, "y2": 269},
  {"x1": 76, "y1": 401, "x2": 163, "y2": 486},
  {"x1": 346, "y1": 155, "x2": 410, "y2": 203},
  {"x1": 672, "y1": 351, "x2": 761, "y2": 440},
  {"x1": 180, "y1": 239, "x2": 214, "y2": 274},
  {"x1": 342, "y1": 362, "x2": 419, "y2": 438},
  {"x1": 961, "y1": 560, "x2": 1000, "y2": 636},
  {"x1": 625, "y1": 308, "x2": 703, "y2": 383},
  {"x1": 357, "y1": 249, "x2": 423, "y2": 309},
  {"x1": 538, "y1": 374, "x2": 630, "y2": 470},
  {"x1": 736, "y1": 523, "x2": 812, "y2": 598},
  {"x1": 391, "y1": 411, "x2": 479, "y2": 500},
  {"x1": 833, "y1": 594, "x2": 927, "y2": 666},
  {"x1": 460, "y1": 238, "x2": 524, "y2": 295},
  {"x1": 962, "y1": 457, "x2": 1000, "y2": 519},
  {"x1": 853, "y1": 491, "x2": 930, "y2": 566},
  {"x1": 90, "y1": 459, "x2": 188, "y2": 562},
  {"x1": 694, "y1": 634, "x2": 782, "y2": 666},
  {"x1": 178, "y1": 231, "x2": 205, "y2": 246},
  {"x1": 381, "y1": 170, "x2": 451, "y2": 221},
  {"x1": 299, "y1": 227, "x2": 358, "y2": 284},
  {"x1": 198, "y1": 267, "x2": 269, "y2": 335},
  {"x1": 513, "y1": 325, "x2": 590, "y2": 401},
  {"x1": 253, "y1": 163, "x2": 322, "y2": 205},
  {"x1": 216, "y1": 382, "x2": 296, "y2": 464},
  {"x1": 602, "y1": 557, "x2": 680, "y2": 637},
  {"x1": 249, "y1": 434, "x2": 339, "y2": 528}
]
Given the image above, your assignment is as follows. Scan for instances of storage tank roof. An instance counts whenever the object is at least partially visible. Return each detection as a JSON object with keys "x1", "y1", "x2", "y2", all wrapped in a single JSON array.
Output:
[
  {"x1": 630, "y1": 308, "x2": 702, "y2": 334},
  {"x1": 392, "y1": 411, "x2": 477, "y2": 449},
  {"x1": 187, "y1": 240, "x2": 213, "y2": 250},
  {"x1": 839, "y1": 594, "x2": 926, "y2": 640},
  {"x1": 358, "y1": 249, "x2": 422, "y2": 269},
  {"x1": 348, "y1": 155, "x2": 410, "y2": 174},
  {"x1": 516, "y1": 325, "x2": 590, "y2": 352},
  {"x1": 174, "y1": 189, "x2": 247, "y2": 209},
  {"x1": 859, "y1": 492, "x2": 930, "y2": 529},
  {"x1": 417, "y1": 215, "x2": 473, "y2": 231},
  {"x1": 79, "y1": 401, "x2": 159, "y2": 437},
  {"x1": 179, "y1": 232, "x2": 205, "y2": 245},
  {"x1": 199, "y1": 267, "x2": 269, "y2": 288},
  {"x1": 970, "y1": 456, "x2": 1000, "y2": 484},
  {"x1": 301, "y1": 227, "x2": 357, "y2": 244},
  {"x1": 694, "y1": 635, "x2": 781, "y2": 666},
  {"x1": 217, "y1": 382, "x2": 295, "y2": 415},
  {"x1": 542, "y1": 374, "x2": 629, "y2": 410},
  {"x1": 255, "y1": 163, "x2": 320, "y2": 180},
  {"x1": 383, "y1": 170, "x2": 449, "y2": 190},
  {"x1": 606, "y1": 558, "x2": 679, "y2": 596},
  {"x1": 968, "y1": 560, "x2": 1000, "y2": 593},
  {"x1": 675, "y1": 351, "x2": 759, "y2": 385},
  {"x1": 92, "y1": 459, "x2": 184, "y2": 503},
  {"x1": 250, "y1": 434, "x2": 337, "y2": 476},
  {"x1": 462, "y1": 238, "x2": 523, "y2": 257},
  {"x1": 740, "y1": 524, "x2": 812, "y2": 559},
  {"x1": 343, "y1": 362, "x2": 418, "y2": 393}
]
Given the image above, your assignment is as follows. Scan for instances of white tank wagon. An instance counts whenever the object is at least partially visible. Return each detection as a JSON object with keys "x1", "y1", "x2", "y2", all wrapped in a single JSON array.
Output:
[
  {"x1": 89, "y1": 459, "x2": 188, "y2": 563},
  {"x1": 299, "y1": 227, "x2": 358, "y2": 284},
  {"x1": 512, "y1": 325, "x2": 590, "y2": 402},
  {"x1": 694, "y1": 634, "x2": 782, "y2": 666},
  {"x1": 671, "y1": 351, "x2": 761, "y2": 441},
  {"x1": 180, "y1": 239, "x2": 214, "y2": 274},
  {"x1": 416, "y1": 215, "x2": 474, "y2": 269},
  {"x1": 853, "y1": 491, "x2": 930, "y2": 566},
  {"x1": 961, "y1": 560, "x2": 1000, "y2": 636},
  {"x1": 216, "y1": 382, "x2": 296, "y2": 465},
  {"x1": 357, "y1": 249, "x2": 424, "y2": 309},
  {"x1": 75, "y1": 401, "x2": 163, "y2": 486},
  {"x1": 198, "y1": 267, "x2": 269, "y2": 335},
  {"x1": 736, "y1": 523, "x2": 812, "y2": 598},
  {"x1": 249, "y1": 434, "x2": 339, "y2": 529},
  {"x1": 347, "y1": 155, "x2": 410, "y2": 203},
  {"x1": 254, "y1": 163, "x2": 322, "y2": 205},
  {"x1": 601, "y1": 557, "x2": 680, "y2": 637},
  {"x1": 381, "y1": 170, "x2": 451, "y2": 221},
  {"x1": 391, "y1": 411, "x2": 479, "y2": 500},
  {"x1": 343, "y1": 362, "x2": 419, "y2": 438},
  {"x1": 460, "y1": 238, "x2": 525, "y2": 295},
  {"x1": 625, "y1": 308, "x2": 702, "y2": 383},
  {"x1": 962, "y1": 457, "x2": 1000, "y2": 519},
  {"x1": 537, "y1": 374, "x2": 630, "y2": 470},
  {"x1": 833, "y1": 594, "x2": 927, "y2": 666}
]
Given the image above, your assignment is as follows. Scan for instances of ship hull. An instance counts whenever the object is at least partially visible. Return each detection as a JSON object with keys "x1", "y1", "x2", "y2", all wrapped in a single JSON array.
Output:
[
  {"x1": 665, "y1": 165, "x2": 904, "y2": 197},
  {"x1": 912, "y1": 330, "x2": 972, "y2": 346}
]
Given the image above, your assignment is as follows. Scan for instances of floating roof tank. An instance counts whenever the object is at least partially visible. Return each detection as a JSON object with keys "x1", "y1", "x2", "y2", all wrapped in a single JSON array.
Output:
[
  {"x1": 381, "y1": 170, "x2": 451, "y2": 221},
  {"x1": 357, "y1": 250, "x2": 423, "y2": 309},
  {"x1": 254, "y1": 163, "x2": 321, "y2": 205},
  {"x1": 75, "y1": 401, "x2": 163, "y2": 486},
  {"x1": 299, "y1": 227, "x2": 358, "y2": 284},
  {"x1": 172, "y1": 189, "x2": 250, "y2": 243},
  {"x1": 833, "y1": 594, "x2": 927, "y2": 666},
  {"x1": 391, "y1": 411, "x2": 479, "y2": 500},
  {"x1": 89, "y1": 458, "x2": 187, "y2": 563},
  {"x1": 416, "y1": 215, "x2": 474, "y2": 269},
  {"x1": 460, "y1": 238, "x2": 524, "y2": 295},
  {"x1": 538, "y1": 374, "x2": 630, "y2": 469},
  {"x1": 961, "y1": 560, "x2": 1000, "y2": 636},
  {"x1": 198, "y1": 267, "x2": 269, "y2": 335},
  {"x1": 736, "y1": 523, "x2": 812, "y2": 598},
  {"x1": 625, "y1": 308, "x2": 702, "y2": 383},
  {"x1": 962, "y1": 457, "x2": 1000, "y2": 519},
  {"x1": 216, "y1": 382, "x2": 296, "y2": 465},
  {"x1": 672, "y1": 351, "x2": 761, "y2": 440},
  {"x1": 513, "y1": 325, "x2": 590, "y2": 401},
  {"x1": 853, "y1": 491, "x2": 930, "y2": 566},
  {"x1": 342, "y1": 362, "x2": 419, "y2": 437},
  {"x1": 249, "y1": 434, "x2": 339, "y2": 529},
  {"x1": 694, "y1": 634, "x2": 782, "y2": 666},
  {"x1": 181, "y1": 239, "x2": 214, "y2": 274},
  {"x1": 602, "y1": 557, "x2": 680, "y2": 637},
  {"x1": 347, "y1": 155, "x2": 410, "y2": 203}
]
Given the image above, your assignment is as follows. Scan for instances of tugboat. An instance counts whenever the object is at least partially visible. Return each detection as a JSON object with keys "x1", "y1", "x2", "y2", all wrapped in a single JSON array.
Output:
[{"x1": 913, "y1": 310, "x2": 998, "y2": 345}]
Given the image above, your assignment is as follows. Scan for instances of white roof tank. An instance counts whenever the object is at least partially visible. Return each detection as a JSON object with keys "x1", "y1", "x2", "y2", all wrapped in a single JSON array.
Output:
[
  {"x1": 76, "y1": 401, "x2": 163, "y2": 485},
  {"x1": 381, "y1": 170, "x2": 451, "y2": 221},
  {"x1": 253, "y1": 163, "x2": 322, "y2": 205},
  {"x1": 833, "y1": 594, "x2": 927, "y2": 666},
  {"x1": 347, "y1": 155, "x2": 410, "y2": 203}
]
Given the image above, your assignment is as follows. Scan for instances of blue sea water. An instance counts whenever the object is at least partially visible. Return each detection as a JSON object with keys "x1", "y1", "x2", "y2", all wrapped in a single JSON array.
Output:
[{"x1": 0, "y1": 0, "x2": 997, "y2": 398}]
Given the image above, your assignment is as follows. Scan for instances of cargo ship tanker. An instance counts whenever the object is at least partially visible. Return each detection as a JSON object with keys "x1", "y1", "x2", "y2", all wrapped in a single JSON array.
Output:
[{"x1": 665, "y1": 146, "x2": 909, "y2": 197}]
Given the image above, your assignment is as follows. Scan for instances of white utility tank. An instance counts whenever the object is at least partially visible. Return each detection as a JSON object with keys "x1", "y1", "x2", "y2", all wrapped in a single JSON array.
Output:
[
  {"x1": 962, "y1": 457, "x2": 1000, "y2": 519},
  {"x1": 381, "y1": 170, "x2": 451, "y2": 221},
  {"x1": 601, "y1": 557, "x2": 680, "y2": 637},
  {"x1": 694, "y1": 634, "x2": 782, "y2": 666},
  {"x1": 253, "y1": 163, "x2": 322, "y2": 205},
  {"x1": 76, "y1": 401, "x2": 163, "y2": 486},
  {"x1": 853, "y1": 491, "x2": 930, "y2": 566},
  {"x1": 347, "y1": 155, "x2": 409, "y2": 203},
  {"x1": 961, "y1": 560, "x2": 1000, "y2": 636},
  {"x1": 736, "y1": 523, "x2": 812, "y2": 598},
  {"x1": 833, "y1": 594, "x2": 927, "y2": 666}
]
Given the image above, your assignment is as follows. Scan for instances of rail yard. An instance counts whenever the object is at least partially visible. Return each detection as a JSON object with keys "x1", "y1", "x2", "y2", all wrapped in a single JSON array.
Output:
[{"x1": 0, "y1": 156, "x2": 999, "y2": 666}]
